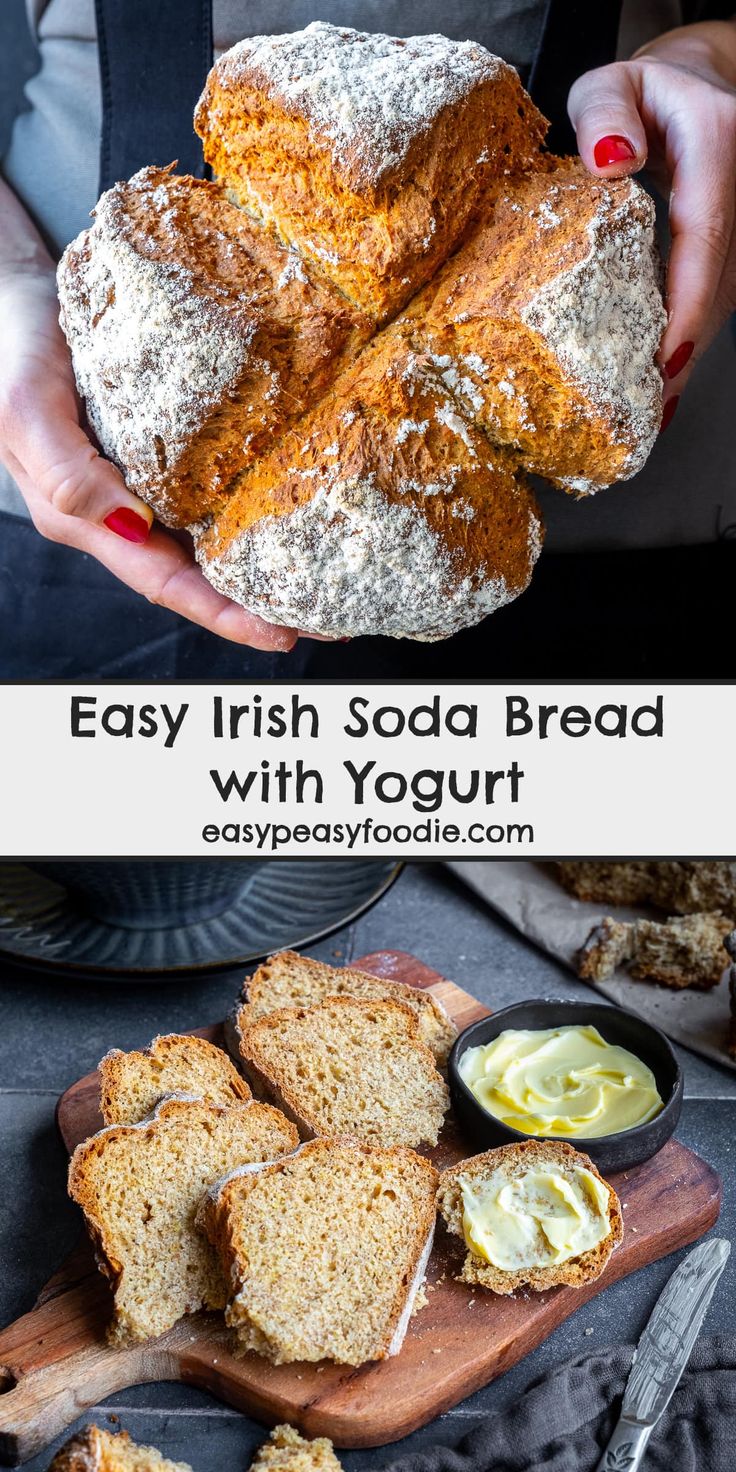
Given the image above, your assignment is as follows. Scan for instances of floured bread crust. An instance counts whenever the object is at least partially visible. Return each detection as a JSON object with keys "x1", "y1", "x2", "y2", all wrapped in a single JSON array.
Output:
[
  {"x1": 194, "y1": 334, "x2": 542, "y2": 640},
  {"x1": 56, "y1": 24, "x2": 666, "y2": 641},
  {"x1": 194, "y1": 21, "x2": 547, "y2": 321},
  {"x1": 58, "y1": 167, "x2": 371, "y2": 527},
  {"x1": 407, "y1": 159, "x2": 665, "y2": 493}
]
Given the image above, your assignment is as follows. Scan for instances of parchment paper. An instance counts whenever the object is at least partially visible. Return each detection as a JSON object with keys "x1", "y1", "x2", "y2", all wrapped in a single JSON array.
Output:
[{"x1": 447, "y1": 860, "x2": 735, "y2": 1074}]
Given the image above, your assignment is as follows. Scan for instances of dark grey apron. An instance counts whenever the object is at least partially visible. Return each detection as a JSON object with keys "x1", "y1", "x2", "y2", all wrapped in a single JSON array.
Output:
[{"x1": 1, "y1": 0, "x2": 732, "y2": 677}]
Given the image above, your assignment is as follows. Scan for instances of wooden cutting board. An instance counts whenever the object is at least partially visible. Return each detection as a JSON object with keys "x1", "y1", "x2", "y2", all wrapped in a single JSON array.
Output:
[{"x1": 0, "y1": 951, "x2": 722, "y2": 1466}]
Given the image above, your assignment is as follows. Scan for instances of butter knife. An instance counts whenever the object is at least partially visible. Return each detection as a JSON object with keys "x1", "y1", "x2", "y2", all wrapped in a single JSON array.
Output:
[{"x1": 596, "y1": 1236, "x2": 730, "y2": 1472}]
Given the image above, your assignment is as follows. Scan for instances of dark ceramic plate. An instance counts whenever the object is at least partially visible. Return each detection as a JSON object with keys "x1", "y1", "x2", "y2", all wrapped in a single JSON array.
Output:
[
  {"x1": 448, "y1": 998, "x2": 683, "y2": 1173},
  {"x1": 0, "y1": 861, "x2": 400, "y2": 981}
]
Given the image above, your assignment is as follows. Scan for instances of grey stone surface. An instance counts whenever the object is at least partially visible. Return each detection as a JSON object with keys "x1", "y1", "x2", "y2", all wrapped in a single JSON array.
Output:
[{"x1": 1, "y1": 861, "x2": 734, "y2": 1471}]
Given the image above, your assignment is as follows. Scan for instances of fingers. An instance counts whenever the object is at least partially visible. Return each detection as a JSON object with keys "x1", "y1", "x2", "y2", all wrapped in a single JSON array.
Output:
[
  {"x1": 659, "y1": 91, "x2": 736, "y2": 369},
  {"x1": 3, "y1": 376, "x2": 154, "y2": 541},
  {"x1": 11, "y1": 454, "x2": 297, "y2": 650},
  {"x1": 568, "y1": 62, "x2": 648, "y2": 176}
]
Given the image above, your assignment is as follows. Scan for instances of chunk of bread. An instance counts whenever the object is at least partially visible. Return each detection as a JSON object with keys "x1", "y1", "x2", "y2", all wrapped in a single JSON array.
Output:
[
  {"x1": 68, "y1": 1097, "x2": 299, "y2": 1343},
  {"x1": 248, "y1": 1425, "x2": 343, "y2": 1472},
  {"x1": 406, "y1": 158, "x2": 664, "y2": 494},
  {"x1": 99, "y1": 1033, "x2": 251, "y2": 1125},
  {"x1": 578, "y1": 912, "x2": 732, "y2": 990},
  {"x1": 199, "y1": 1137, "x2": 438, "y2": 1363},
  {"x1": 48, "y1": 1426, "x2": 191, "y2": 1472},
  {"x1": 237, "y1": 950, "x2": 457, "y2": 1064},
  {"x1": 239, "y1": 996, "x2": 449, "y2": 1147},
  {"x1": 195, "y1": 22, "x2": 547, "y2": 321},
  {"x1": 57, "y1": 166, "x2": 371, "y2": 528},
  {"x1": 556, "y1": 861, "x2": 736, "y2": 917},
  {"x1": 436, "y1": 1139, "x2": 623, "y2": 1295}
]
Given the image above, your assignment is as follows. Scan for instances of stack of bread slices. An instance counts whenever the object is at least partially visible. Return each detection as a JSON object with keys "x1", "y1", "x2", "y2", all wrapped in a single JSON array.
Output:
[{"x1": 68, "y1": 951, "x2": 623, "y2": 1367}]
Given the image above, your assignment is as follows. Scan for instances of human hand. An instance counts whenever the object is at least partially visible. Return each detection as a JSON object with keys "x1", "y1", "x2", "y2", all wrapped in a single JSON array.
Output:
[
  {"x1": 568, "y1": 20, "x2": 736, "y2": 427},
  {"x1": 0, "y1": 272, "x2": 298, "y2": 651}
]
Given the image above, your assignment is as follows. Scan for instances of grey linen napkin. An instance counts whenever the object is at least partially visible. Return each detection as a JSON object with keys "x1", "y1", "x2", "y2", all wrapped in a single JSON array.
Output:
[{"x1": 386, "y1": 1338, "x2": 736, "y2": 1472}]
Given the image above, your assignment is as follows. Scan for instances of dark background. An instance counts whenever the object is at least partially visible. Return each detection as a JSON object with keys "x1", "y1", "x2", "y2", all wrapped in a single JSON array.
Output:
[{"x1": 0, "y1": 2, "x2": 37, "y2": 155}]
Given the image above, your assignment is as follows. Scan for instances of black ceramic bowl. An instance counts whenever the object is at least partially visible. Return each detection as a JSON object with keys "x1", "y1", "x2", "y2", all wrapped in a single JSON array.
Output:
[{"x1": 448, "y1": 999, "x2": 683, "y2": 1174}]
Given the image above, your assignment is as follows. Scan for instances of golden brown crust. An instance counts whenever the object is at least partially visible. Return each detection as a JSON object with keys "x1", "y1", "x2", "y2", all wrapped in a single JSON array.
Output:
[
  {"x1": 194, "y1": 24, "x2": 547, "y2": 320},
  {"x1": 405, "y1": 159, "x2": 663, "y2": 493},
  {"x1": 58, "y1": 166, "x2": 371, "y2": 528},
  {"x1": 194, "y1": 332, "x2": 542, "y2": 641},
  {"x1": 436, "y1": 1139, "x2": 623, "y2": 1295},
  {"x1": 57, "y1": 28, "x2": 665, "y2": 641}
]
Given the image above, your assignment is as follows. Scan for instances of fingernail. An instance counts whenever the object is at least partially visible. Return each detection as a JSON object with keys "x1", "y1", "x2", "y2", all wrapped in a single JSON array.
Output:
[
  {"x1": 593, "y1": 135, "x2": 636, "y2": 168},
  {"x1": 104, "y1": 507, "x2": 151, "y2": 544},
  {"x1": 660, "y1": 396, "x2": 680, "y2": 433},
  {"x1": 664, "y1": 341, "x2": 694, "y2": 380}
]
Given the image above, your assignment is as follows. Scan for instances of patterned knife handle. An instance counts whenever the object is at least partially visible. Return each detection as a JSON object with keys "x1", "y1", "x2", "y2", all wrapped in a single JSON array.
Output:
[{"x1": 596, "y1": 1417, "x2": 652, "y2": 1472}]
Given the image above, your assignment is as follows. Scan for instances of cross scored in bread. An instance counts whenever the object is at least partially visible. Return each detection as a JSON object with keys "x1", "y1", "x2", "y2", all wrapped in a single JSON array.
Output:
[{"x1": 57, "y1": 22, "x2": 665, "y2": 640}]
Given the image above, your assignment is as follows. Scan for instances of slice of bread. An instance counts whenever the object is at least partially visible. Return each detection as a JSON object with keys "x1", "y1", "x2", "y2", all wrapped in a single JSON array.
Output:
[
  {"x1": 239, "y1": 996, "x2": 449, "y2": 1147},
  {"x1": 68, "y1": 1096, "x2": 299, "y2": 1344},
  {"x1": 237, "y1": 950, "x2": 457, "y2": 1064},
  {"x1": 99, "y1": 1033, "x2": 252, "y2": 1125},
  {"x1": 199, "y1": 1136, "x2": 438, "y2": 1364},
  {"x1": 248, "y1": 1425, "x2": 343, "y2": 1472},
  {"x1": 48, "y1": 1425, "x2": 191, "y2": 1471},
  {"x1": 437, "y1": 1140, "x2": 623, "y2": 1295},
  {"x1": 578, "y1": 912, "x2": 732, "y2": 989}
]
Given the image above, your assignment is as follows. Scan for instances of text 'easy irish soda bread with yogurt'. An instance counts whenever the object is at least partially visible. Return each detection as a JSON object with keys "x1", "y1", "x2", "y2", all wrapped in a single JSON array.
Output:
[{"x1": 57, "y1": 22, "x2": 665, "y2": 640}]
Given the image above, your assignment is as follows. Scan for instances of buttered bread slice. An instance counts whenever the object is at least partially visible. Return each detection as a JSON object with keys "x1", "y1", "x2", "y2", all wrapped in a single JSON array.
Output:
[
  {"x1": 199, "y1": 1137, "x2": 438, "y2": 1363},
  {"x1": 99, "y1": 1033, "x2": 252, "y2": 1125},
  {"x1": 239, "y1": 996, "x2": 449, "y2": 1147},
  {"x1": 68, "y1": 1097, "x2": 299, "y2": 1343},
  {"x1": 437, "y1": 1140, "x2": 623, "y2": 1294},
  {"x1": 236, "y1": 950, "x2": 457, "y2": 1064}
]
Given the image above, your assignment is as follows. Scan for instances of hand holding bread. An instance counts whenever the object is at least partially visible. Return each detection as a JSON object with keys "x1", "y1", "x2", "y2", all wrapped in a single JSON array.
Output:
[{"x1": 56, "y1": 23, "x2": 667, "y2": 641}]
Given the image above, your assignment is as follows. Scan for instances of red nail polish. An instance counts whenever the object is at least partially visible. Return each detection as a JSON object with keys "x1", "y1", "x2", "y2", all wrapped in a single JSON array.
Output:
[
  {"x1": 593, "y1": 135, "x2": 636, "y2": 168},
  {"x1": 104, "y1": 507, "x2": 151, "y2": 544},
  {"x1": 660, "y1": 396, "x2": 680, "y2": 433},
  {"x1": 664, "y1": 341, "x2": 694, "y2": 380}
]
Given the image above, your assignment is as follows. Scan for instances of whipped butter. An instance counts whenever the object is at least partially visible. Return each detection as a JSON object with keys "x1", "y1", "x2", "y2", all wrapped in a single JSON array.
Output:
[
  {"x1": 459, "y1": 1024, "x2": 663, "y2": 1138},
  {"x1": 459, "y1": 1162, "x2": 611, "y2": 1270}
]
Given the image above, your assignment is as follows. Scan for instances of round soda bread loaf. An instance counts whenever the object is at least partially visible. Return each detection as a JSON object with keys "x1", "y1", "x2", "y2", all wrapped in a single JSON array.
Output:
[
  {"x1": 437, "y1": 1139, "x2": 623, "y2": 1294},
  {"x1": 57, "y1": 22, "x2": 665, "y2": 641}
]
